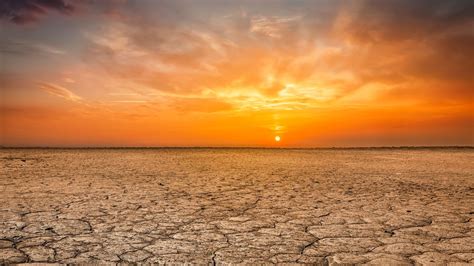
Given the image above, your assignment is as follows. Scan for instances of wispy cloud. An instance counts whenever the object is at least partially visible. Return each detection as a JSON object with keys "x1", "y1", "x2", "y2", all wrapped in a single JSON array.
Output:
[
  {"x1": 39, "y1": 82, "x2": 82, "y2": 102},
  {"x1": 250, "y1": 15, "x2": 300, "y2": 38},
  {"x1": 0, "y1": 0, "x2": 75, "y2": 24},
  {"x1": 1, "y1": 40, "x2": 65, "y2": 56}
]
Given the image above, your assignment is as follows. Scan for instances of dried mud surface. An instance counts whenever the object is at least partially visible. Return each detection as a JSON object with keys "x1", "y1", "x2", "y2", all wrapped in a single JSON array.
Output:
[{"x1": 1, "y1": 148, "x2": 473, "y2": 265}]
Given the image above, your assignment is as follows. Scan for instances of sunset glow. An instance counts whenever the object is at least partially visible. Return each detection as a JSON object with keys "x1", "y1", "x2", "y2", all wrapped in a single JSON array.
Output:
[{"x1": 1, "y1": 0, "x2": 473, "y2": 147}]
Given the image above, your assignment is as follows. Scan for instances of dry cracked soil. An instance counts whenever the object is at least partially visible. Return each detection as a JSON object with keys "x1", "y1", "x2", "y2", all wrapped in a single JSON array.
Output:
[{"x1": 0, "y1": 148, "x2": 473, "y2": 265}]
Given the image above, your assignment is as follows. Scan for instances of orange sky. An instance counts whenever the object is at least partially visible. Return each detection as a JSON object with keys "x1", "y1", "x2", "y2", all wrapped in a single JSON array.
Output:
[{"x1": 1, "y1": 0, "x2": 473, "y2": 147}]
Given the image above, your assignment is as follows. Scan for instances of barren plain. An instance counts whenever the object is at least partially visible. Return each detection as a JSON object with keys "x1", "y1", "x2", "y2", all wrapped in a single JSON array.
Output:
[{"x1": 1, "y1": 148, "x2": 473, "y2": 265}]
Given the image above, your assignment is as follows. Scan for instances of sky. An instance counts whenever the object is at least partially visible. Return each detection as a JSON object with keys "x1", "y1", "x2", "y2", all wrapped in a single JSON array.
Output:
[{"x1": 1, "y1": 0, "x2": 473, "y2": 147}]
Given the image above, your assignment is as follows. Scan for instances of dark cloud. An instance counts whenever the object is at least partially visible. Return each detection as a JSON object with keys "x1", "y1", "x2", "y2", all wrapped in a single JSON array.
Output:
[
  {"x1": 341, "y1": 0, "x2": 474, "y2": 42},
  {"x1": 0, "y1": 0, "x2": 75, "y2": 24}
]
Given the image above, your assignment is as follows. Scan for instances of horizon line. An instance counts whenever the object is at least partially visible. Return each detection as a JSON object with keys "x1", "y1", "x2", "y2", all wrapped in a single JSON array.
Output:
[{"x1": 1, "y1": 145, "x2": 473, "y2": 150}]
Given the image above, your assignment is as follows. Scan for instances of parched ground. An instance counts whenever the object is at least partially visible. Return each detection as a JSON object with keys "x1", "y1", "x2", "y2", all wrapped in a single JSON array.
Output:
[{"x1": 1, "y1": 148, "x2": 473, "y2": 265}]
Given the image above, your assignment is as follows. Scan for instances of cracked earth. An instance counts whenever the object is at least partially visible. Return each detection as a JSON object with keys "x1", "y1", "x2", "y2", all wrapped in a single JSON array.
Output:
[{"x1": 1, "y1": 148, "x2": 473, "y2": 265}]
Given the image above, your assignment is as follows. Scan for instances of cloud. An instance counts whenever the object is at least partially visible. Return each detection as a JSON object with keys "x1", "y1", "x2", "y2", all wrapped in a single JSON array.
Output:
[
  {"x1": 0, "y1": 0, "x2": 77, "y2": 24},
  {"x1": 1, "y1": 39, "x2": 65, "y2": 55},
  {"x1": 250, "y1": 15, "x2": 300, "y2": 38},
  {"x1": 66, "y1": 0, "x2": 474, "y2": 110},
  {"x1": 331, "y1": 0, "x2": 474, "y2": 100},
  {"x1": 2, "y1": 0, "x2": 473, "y2": 146},
  {"x1": 39, "y1": 82, "x2": 82, "y2": 102}
]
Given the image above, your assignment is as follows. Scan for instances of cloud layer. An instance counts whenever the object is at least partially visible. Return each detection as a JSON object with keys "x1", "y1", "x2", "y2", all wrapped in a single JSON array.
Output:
[
  {"x1": 1, "y1": 0, "x2": 473, "y2": 146},
  {"x1": 78, "y1": 0, "x2": 473, "y2": 110}
]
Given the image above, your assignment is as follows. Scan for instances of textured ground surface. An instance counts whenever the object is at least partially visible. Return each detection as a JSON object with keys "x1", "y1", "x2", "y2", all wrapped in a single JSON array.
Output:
[{"x1": 1, "y1": 148, "x2": 473, "y2": 265}]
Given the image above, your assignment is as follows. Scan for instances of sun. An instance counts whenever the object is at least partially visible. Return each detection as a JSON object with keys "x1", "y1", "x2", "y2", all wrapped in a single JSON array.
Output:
[{"x1": 275, "y1": 136, "x2": 281, "y2": 142}]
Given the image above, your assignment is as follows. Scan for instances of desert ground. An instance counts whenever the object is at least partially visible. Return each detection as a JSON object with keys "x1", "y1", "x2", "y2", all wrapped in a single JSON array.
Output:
[{"x1": 0, "y1": 148, "x2": 473, "y2": 265}]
